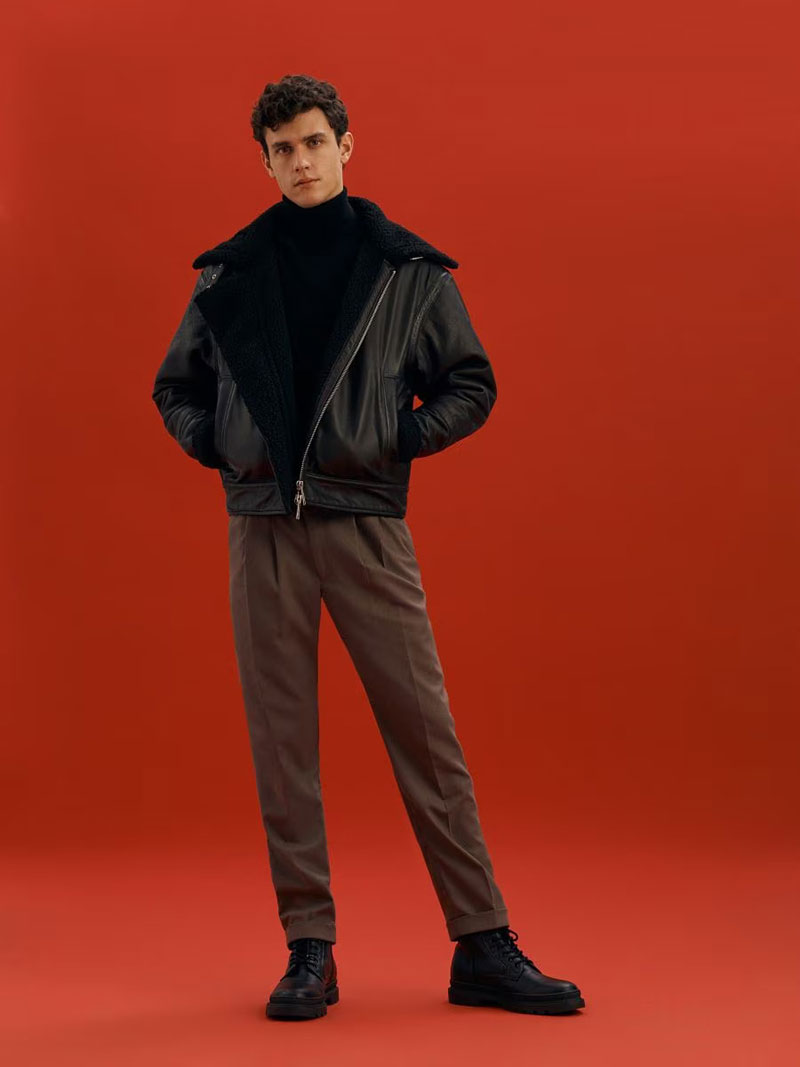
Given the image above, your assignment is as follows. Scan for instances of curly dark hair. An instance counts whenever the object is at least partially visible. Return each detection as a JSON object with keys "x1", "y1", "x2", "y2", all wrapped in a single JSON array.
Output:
[{"x1": 250, "y1": 74, "x2": 349, "y2": 160}]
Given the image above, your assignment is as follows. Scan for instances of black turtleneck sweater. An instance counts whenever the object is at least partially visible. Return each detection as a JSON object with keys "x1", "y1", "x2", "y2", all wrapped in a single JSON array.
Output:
[
  {"x1": 273, "y1": 184, "x2": 423, "y2": 473},
  {"x1": 274, "y1": 185, "x2": 364, "y2": 467}
]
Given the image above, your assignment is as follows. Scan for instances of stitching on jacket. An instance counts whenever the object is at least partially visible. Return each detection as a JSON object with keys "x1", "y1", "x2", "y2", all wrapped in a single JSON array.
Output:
[
  {"x1": 409, "y1": 270, "x2": 451, "y2": 374},
  {"x1": 409, "y1": 270, "x2": 450, "y2": 351},
  {"x1": 308, "y1": 473, "x2": 406, "y2": 488}
]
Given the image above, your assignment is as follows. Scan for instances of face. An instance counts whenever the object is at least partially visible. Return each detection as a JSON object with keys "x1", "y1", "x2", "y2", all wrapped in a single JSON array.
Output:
[{"x1": 260, "y1": 106, "x2": 354, "y2": 207}]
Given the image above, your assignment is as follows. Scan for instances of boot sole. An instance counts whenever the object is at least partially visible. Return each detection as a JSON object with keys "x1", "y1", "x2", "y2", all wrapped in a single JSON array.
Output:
[
  {"x1": 448, "y1": 981, "x2": 584, "y2": 1015},
  {"x1": 266, "y1": 983, "x2": 339, "y2": 1020}
]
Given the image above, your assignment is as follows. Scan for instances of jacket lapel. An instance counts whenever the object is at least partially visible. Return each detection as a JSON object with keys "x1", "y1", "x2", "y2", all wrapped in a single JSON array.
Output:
[{"x1": 194, "y1": 243, "x2": 298, "y2": 511}]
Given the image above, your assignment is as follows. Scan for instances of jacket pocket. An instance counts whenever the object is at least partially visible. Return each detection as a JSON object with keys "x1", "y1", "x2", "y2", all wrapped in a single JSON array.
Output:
[
  {"x1": 215, "y1": 377, "x2": 236, "y2": 459},
  {"x1": 381, "y1": 374, "x2": 400, "y2": 460},
  {"x1": 218, "y1": 380, "x2": 275, "y2": 478}
]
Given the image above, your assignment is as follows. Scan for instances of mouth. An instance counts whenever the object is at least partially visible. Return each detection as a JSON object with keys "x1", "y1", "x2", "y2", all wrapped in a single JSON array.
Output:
[{"x1": 296, "y1": 178, "x2": 317, "y2": 186}]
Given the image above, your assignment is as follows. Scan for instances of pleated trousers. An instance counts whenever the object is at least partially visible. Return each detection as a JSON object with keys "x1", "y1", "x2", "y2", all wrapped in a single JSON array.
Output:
[{"x1": 228, "y1": 507, "x2": 509, "y2": 946}]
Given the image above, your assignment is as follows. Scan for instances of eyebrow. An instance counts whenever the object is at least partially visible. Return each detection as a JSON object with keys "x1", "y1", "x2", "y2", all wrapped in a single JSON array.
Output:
[{"x1": 269, "y1": 131, "x2": 328, "y2": 149}]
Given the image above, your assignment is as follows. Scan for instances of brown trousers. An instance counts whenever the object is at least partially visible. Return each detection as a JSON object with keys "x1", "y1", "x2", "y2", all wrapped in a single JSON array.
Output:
[{"x1": 228, "y1": 507, "x2": 509, "y2": 946}]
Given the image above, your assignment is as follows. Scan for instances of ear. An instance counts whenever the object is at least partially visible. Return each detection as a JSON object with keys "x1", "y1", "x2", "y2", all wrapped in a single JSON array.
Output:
[{"x1": 339, "y1": 131, "x2": 354, "y2": 166}]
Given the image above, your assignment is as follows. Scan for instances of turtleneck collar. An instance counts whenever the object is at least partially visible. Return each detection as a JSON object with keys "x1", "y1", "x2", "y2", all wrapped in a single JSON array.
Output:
[{"x1": 275, "y1": 184, "x2": 360, "y2": 247}]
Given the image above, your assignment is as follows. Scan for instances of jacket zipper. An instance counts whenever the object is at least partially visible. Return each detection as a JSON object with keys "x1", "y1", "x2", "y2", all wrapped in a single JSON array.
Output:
[{"x1": 294, "y1": 267, "x2": 397, "y2": 518}]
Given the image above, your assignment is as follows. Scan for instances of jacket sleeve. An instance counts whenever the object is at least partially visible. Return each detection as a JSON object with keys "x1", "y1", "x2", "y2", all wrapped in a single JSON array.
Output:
[
  {"x1": 151, "y1": 268, "x2": 225, "y2": 468},
  {"x1": 404, "y1": 270, "x2": 497, "y2": 460}
]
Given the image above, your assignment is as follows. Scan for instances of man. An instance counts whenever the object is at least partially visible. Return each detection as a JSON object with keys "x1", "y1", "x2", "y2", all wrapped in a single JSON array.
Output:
[{"x1": 152, "y1": 73, "x2": 584, "y2": 1021}]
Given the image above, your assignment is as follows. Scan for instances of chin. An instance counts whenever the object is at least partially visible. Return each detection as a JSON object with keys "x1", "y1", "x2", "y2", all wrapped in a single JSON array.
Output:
[{"x1": 290, "y1": 183, "x2": 316, "y2": 202}]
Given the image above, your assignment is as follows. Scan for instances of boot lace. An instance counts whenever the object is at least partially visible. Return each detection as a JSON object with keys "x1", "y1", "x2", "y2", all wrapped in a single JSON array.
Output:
[
  {"x1": 287, "y1": 938, "x2": 326, "y2": 977},
  {"x1": 486, "y1": 927, "x2": 541, "y2": 972}
]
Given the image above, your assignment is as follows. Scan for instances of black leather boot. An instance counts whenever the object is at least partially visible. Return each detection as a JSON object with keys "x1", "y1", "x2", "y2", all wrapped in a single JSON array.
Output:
[
  {"x1": 449, "y1": 926, "x2": 585, "y2": 1014},
  {"x1": 266, "y1": 937, "x2": 339, "y2": 1020}
]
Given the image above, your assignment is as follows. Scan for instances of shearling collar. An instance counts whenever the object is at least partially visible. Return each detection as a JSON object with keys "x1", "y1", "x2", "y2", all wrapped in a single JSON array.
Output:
[{"x1": 191, "y1": 193, "x2": 459, "y2": 271}]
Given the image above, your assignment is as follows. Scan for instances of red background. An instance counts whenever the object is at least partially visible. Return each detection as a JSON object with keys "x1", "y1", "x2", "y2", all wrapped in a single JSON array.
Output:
[{"x1": 4, "y1": 1, "x2": 798, "y2": 1063}]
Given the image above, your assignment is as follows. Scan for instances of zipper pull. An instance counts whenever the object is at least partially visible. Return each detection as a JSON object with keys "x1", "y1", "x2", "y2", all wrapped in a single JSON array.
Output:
[{"x1": 294, "y1": 479, "x2": 306, "y2": 519}]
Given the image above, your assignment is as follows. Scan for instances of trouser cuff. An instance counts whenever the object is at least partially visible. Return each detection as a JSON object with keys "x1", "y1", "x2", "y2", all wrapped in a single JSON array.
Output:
[
  {"x1": 285, "y1": 921, "x2": 337, "y2": 946},
  {"x1": 446, "y1": 908, "x2": 510, "y2": 941}
]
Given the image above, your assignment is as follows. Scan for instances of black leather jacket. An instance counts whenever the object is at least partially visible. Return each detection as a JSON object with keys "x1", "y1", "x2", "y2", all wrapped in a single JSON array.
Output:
[{"x1": 152, "y1": 194, "x2": 497, "y2": 518}]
